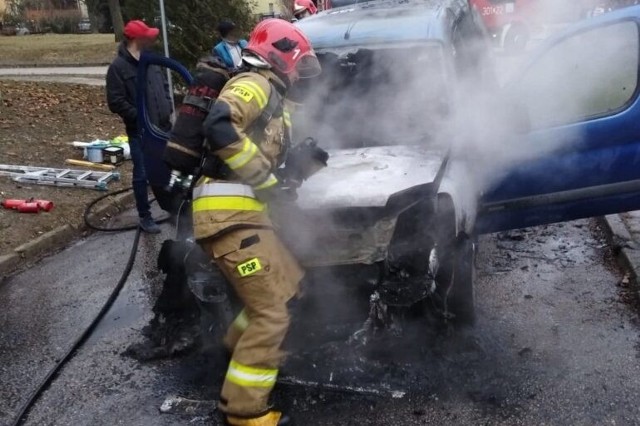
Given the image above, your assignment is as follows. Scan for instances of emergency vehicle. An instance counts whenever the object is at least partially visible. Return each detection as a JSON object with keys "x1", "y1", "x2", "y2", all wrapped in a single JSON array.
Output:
[{"x1": 468, "y1": 0, "x2": 534, "y2": 52}]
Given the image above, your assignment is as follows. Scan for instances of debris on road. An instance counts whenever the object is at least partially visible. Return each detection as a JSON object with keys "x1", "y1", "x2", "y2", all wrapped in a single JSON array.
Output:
[
  {"x1": 619, "y1": 273, "x2": 631, "y2": 287},
  {"x1": 160, "y1": 396, "x2": 217, "y2": 416},
  {"x1": 278, "y1": 376, "x2": 407, "y2": 399}
]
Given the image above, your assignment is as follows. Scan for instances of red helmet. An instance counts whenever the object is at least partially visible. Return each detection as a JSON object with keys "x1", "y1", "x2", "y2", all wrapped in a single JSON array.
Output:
[
  {"x1": 294, "y1": 0, "x2": 318, "y2": 18},
  {"x1": 243, "y1": 19, "x2": 321, "y2": 79}
]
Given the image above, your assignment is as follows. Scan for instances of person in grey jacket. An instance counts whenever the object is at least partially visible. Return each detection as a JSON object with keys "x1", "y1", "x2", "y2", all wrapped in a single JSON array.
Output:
[{"x1": 106, "y1": 20, "x2": 172, "y2": 233}]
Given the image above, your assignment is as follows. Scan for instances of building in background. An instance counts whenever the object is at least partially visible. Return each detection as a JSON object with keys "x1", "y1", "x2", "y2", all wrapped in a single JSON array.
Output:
[{"x1": 253, "y1": 0, "x2": 286, "y2": 20}]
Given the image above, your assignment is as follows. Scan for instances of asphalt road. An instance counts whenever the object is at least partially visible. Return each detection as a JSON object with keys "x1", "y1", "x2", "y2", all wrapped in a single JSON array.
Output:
[{"x1": 1, "y1": 216, "x2": 639, "y2": 426}]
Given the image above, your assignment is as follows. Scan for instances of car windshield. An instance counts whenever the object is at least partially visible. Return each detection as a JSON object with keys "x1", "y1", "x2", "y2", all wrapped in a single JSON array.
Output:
[{"x1": 292, "y1": 44, "x2": 450, "y2": 149}]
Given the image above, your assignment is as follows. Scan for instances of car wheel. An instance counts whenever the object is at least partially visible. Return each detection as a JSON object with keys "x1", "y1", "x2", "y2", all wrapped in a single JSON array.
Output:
[
  {"x1": 432, "y1": 195, "x2": 476, "y2": 325},
  {"x1": 446, "y1": 237, "x2": 476, "y2": 325},
  {"x1": 504, "y1": 24, "x2": 529, "y2": 54}
]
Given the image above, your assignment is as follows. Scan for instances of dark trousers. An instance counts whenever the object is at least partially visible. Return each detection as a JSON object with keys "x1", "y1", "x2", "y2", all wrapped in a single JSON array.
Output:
[{"x1": 128, "y1": 135, "x2": 152, "y2": 219}]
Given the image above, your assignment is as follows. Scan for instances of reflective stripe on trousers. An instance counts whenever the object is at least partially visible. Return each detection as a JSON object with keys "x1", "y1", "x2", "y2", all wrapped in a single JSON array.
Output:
[
  {"x1": 226, "y1": 359, "x2": 278, "y2": 388},
  {"x1": 192, "y1": 182, "x2": 265, "y2": 212}
]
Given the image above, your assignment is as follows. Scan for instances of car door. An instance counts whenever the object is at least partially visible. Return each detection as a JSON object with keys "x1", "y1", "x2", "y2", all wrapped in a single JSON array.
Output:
[
  {"x1": 476, "y1": 10, "x2": 640, "y2": 234},
  {"x1": 135, "y1": 52, "x2": 193, "y2": 187}
]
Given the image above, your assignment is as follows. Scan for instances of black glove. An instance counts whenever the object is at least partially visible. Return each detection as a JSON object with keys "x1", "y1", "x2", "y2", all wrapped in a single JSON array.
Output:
[{"x1": 283, "y1": 138, "x2": 329, "y2": 185}]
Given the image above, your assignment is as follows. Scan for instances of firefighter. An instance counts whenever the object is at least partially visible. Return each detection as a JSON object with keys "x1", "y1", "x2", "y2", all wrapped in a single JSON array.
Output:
[
  {"x1": 293, "y1": 0, "x2": 318, "y2": 20},
  {"x1": 194, "y1": 19, "x2": 324, "y2": 426}
]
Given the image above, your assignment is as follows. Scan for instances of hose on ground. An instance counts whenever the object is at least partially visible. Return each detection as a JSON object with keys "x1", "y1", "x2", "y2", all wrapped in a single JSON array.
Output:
[
  {"x1": 83, "y1": 187, "x2": 139, "y2": 231},
  {"x1": 84, "y1": 187, "x2": 172, "y2": 231},
  {"x1": 12, "y1": 187, "x2": 165, "y2": 425},
  {"x1": 11, "y1": 226, "x2": 141, "y2": 426}
]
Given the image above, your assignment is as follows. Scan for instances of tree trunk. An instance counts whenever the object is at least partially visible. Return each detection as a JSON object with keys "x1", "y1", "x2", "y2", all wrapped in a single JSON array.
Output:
[
  {"x1": 107, "y1": 0, "x2": 124, "y2": 42},
  {"x1": 83, "y1": 0, "x2": 100, "y2": 33}
]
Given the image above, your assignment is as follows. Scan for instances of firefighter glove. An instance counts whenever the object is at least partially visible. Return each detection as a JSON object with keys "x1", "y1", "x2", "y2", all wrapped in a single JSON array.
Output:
[{"x1": 283, "y1": 137, "x2": 329, "y2": 185}]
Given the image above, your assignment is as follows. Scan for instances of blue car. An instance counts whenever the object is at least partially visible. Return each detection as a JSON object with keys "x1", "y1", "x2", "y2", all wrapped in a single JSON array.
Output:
[{"x1": 138, "y1": 0, "x2": 640, "y2": 324}]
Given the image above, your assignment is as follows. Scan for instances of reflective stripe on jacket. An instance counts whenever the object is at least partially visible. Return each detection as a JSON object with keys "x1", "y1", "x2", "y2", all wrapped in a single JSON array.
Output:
[
  {"x1": 193, "y1": 70, "x2": 289, "y2": 241},
  {"x1": 192, "y1": 182, "x2": 265, "y2": 214}
]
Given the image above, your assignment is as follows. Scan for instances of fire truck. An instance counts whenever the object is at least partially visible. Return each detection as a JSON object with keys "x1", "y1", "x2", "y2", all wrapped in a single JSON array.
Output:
[{"x1": 468, "y1": 0, "x2": 535, "y2": 52}]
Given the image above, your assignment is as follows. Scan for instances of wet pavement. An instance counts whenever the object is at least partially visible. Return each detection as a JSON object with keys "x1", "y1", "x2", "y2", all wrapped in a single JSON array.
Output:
[{"x1": 1, "y1": 218, "x2": 639, "y2": 426}]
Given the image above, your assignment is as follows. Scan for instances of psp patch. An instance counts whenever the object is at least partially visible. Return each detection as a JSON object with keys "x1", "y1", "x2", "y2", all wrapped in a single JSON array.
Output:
[
  {"x1": 230, "y1": 86, "x2": 254, "y2": 103},
  {"x1": 237, "y1": 257, "x2": 262, "y2": 277}
]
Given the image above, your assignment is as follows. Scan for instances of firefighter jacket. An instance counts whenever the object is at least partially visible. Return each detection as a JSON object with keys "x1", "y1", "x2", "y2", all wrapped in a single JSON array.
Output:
[{"x1": 192, "y1": 69, "x2": 292, "y2": 241}]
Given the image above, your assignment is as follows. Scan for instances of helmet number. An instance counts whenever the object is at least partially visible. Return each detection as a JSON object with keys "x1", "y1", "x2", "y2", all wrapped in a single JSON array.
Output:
[{"x1": 292, "y1": 48, "x2": 301, "y2": 60}]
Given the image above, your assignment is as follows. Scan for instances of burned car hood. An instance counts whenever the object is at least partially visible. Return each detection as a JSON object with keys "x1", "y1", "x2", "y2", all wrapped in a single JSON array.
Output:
[{"x1": 296, "y1": 145, "x2": 447, "y2": 209}]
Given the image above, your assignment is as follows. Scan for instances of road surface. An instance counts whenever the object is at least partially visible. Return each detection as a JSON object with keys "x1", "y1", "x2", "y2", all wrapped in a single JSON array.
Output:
[{"x1": 1, "y1": 217, "x2": 639, "y2": 425}]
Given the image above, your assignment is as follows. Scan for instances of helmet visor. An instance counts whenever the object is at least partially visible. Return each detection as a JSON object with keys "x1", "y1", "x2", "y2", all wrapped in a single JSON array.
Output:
[{"x1": 296, "y1": 53, "x2": 322, "y2": 78}]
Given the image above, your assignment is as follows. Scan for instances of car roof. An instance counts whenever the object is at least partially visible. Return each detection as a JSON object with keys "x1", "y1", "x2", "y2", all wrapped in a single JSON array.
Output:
[{"x1": 296, "y1": 0, "x2": 468, "y2": 50}]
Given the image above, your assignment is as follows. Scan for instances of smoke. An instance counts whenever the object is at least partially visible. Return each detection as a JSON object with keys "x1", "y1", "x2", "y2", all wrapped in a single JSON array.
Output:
[
  {"x1": 292, "y1": 43, "x2": 450, "y2": 149},
  {"x1": 292, "y1": 4, "x2": 639, "y2": 197},
  {"x1": 270, "y1": 3, "x2": 640, "y2": 361}
]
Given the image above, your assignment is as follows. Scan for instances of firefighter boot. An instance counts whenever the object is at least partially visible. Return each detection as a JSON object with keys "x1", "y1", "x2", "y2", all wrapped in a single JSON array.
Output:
[{"x1": 226, "y1": 411, "x2": 290, "y2": 426}]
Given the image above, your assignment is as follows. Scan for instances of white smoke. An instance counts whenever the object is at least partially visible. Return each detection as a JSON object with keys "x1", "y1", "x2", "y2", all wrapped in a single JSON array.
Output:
[{"x1": 293, "y1": 3, "x2": 639, "y2": 198}]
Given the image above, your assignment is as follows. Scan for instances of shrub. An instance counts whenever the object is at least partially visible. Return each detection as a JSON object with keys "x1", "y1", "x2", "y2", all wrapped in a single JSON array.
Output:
[{"x1": 25, "y1": 8, "x2": 82, "y2": 33}]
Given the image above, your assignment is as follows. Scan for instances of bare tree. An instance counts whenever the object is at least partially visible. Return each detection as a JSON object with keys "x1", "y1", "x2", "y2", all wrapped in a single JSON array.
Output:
[
  {"x1": 107, "y1": 0, "x2": 123, "y2": 41},
  {"x1": 280, "y1": 0, "x2": 294, "y2": 19},
  {"x1": 83, "y1": 0, "x2": 100, "y2": 31}
]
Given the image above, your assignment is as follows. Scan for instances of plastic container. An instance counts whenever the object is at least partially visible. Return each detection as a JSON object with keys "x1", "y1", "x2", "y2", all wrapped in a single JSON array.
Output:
[
  {"x1": 86, "y1": 145, "x2": 105, "y2": 163},
  {"x1": 103, "y1": 146, "x2": 124, "y2": 165}
]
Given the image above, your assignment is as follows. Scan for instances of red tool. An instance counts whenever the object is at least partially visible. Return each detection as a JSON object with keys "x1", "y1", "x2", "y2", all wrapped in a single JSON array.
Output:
[{"x1": 1, "y1": 198, "x2": 54, "y2": 213}]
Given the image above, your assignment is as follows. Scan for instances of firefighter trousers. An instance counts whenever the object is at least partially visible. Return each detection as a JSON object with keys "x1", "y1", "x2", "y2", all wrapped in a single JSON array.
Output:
[{"x1": 199, "y1": 227, "x2": 304, "y2": 417}]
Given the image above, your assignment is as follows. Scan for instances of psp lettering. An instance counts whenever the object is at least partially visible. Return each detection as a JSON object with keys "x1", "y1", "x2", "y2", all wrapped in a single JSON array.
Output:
[
  {"x1": 241, "y1": 261, "x2": 258, "y2": 273},
  {"x1": 237, "y1": 257, "x2": 263, "y2": 277},
  {"x1": 230, "y1": 85, "x2": 255, "y2": 103}
]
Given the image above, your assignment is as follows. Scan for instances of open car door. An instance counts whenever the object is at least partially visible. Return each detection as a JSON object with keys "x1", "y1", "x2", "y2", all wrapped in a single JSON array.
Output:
[
  {"x1": 135, "y1": 52, "x2": 193, "y2": 188},
  {"x1": 477, "y1": 7, "x2": 640, "y2": 234}
]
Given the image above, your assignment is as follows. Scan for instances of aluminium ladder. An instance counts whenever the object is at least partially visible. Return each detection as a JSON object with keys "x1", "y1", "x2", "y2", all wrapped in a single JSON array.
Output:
[{"x1": 0, "y1": 164, "x2": 120, "y2": 191}]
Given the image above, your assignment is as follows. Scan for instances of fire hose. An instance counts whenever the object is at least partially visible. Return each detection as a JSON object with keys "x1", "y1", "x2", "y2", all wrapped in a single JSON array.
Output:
[{"x1": 10, "y1": 187, "x2": 171, "y2": 426}]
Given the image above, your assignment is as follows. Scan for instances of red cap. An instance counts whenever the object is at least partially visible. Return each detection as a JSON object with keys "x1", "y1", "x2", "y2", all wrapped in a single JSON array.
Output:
[{"x1": 123, "y1": 20, "x2": 160, "y2": 39}]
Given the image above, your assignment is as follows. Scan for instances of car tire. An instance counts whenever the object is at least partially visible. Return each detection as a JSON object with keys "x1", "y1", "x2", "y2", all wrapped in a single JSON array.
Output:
[
  {"x1": 432, "y1": 195, "x2": 476, "y2": 325},
  {"x1": 447, "y1": 237, "x2": 476, "y2": 325},
  {"x1": 504, "y1": 24, "x2": 529, "y2": 54}
]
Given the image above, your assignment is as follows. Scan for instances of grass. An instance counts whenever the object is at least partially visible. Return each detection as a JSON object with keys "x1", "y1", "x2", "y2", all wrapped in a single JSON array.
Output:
[{"x1": 0, "y1": 33, "x2": 118, "y2": 66}]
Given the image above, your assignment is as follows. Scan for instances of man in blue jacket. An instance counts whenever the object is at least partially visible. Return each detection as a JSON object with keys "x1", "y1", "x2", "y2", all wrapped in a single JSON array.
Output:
[{"x1": 212, "y1": 20, "x2": 248, "y2": 72}]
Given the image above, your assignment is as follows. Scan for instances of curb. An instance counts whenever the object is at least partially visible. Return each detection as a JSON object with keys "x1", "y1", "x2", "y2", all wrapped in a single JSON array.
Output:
[
  {"x1": 0, "y1": 74, "x2": 106, "y2": 79},
  {"x1": 599, "y1": 214, "x2": 640, "y2": 284},
  {"x1": 0, "y1": 190, "x2": 134, "y2": 280}
]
